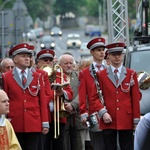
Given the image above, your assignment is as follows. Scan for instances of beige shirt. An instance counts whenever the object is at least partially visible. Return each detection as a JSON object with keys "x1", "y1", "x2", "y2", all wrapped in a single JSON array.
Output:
[{"x1": 0, "y1": 115, "x2": 22, "y2": 150}]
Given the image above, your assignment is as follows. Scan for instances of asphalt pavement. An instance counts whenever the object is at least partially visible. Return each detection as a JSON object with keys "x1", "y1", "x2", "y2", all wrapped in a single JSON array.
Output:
[{"x1": 29, "y1": 27, "x2": 108, "y2": 62}]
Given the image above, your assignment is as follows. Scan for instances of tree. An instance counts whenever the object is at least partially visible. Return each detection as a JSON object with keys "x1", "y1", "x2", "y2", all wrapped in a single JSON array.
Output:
[
  {"x1": 24, "y1": 0, "x2": 45, "y2": 21},
  {"x1": 0, "y1": 0, "x2": 15, "y2": 10},
  {"x1": 0, "y1": 0, "x2": 140, "y2": 22},
  {"x1": 52, "y1": 0, "x2": 85, "y2": 17},
  {"x1": 85, "y1": 0, "x2": 99, "y2": 16}
]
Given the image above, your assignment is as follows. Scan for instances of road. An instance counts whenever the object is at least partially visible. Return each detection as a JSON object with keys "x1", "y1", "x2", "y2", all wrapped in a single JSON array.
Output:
[
  {"x1": 50, "y1": 27, "x2": 91, "y2": 62},
  {"x1": 31, "y1": 27, "x2": 108, "y2": 62}
]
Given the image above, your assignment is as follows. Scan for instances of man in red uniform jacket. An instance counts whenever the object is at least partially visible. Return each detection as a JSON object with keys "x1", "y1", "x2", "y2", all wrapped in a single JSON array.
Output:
[
  {"x1": 36, "y1": 50, "x2": 73, "y2": 150},
  {"x1": 79, "y1": 37, "x2": 106, "y2": 150},
  {"x1": 2, "y1": 43, "x2": 49, "y2": 150},
  {"x1": 91, "y1": 42, "x2": 141, "y2": 150},
  {"x1": 29, "y1": 46, "x2": 54, "y2": 150},
  {"x1": 29, "y1": 47, "x2": 54, "y2": 123}
]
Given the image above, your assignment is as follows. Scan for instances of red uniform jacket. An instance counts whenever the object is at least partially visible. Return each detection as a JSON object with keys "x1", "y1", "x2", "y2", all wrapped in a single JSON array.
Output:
[
  {"x1": 36, "y1": 69, "x2": 53, "y2": 122},
  {"x1": 79, "y1": 65, "x2": 98, "y2": 120},
  {"x1": 2, "y1": 68, "x2": 49, "y2": 132},
  {"x1": 92, "y1": 66, "x2": 141, "y2": 130}
]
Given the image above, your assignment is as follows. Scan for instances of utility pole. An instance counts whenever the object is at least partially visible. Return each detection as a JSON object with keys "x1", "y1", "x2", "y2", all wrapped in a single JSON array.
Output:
[{"x1": 98, "y1": 0, "x2": 107, "y2": 32}]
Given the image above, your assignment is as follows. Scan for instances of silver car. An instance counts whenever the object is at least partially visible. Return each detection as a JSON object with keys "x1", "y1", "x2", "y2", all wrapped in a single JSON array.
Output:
[
  {"x1": 66, "y1": 34, "x2": 82, "y2": 49},
  {"x1": 40, "y1": 35, "x2": 55, "y2": 50},
  {"x1": 124, "y1": 44, "x2": 150, "y2": 115}
]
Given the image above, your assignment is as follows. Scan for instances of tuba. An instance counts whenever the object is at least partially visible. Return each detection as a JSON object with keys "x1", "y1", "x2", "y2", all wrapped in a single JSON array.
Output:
[{"x1": 137, "y1": 71, "x2": 150, "y2": 90}]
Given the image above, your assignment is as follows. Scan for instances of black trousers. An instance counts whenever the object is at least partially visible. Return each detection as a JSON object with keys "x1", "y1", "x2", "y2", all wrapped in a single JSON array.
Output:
[
  {"x1": 44, "y1": 122, "x2": 65, "y2": 150},
  {"x1": 103, "y1": 129, "x2": 133, "y2": 150},
  {"x1": 44, "y1": 123, "x2": 52, "y2": 150},
  {"x1": 38, "y1": 133, "x2": 46, "y2": 150},
  {"x1": 16, "y1": 132, "x2": 40, "y2": 150},
  {"x1": 90, "y1": 131, "x2": 105, "y2": 150}
]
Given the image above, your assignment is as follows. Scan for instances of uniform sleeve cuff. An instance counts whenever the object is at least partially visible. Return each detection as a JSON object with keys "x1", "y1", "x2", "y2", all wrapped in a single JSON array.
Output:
[
  {"x1": 63, "y1": 90, "x2": 69, "y2": 100},
  {"x1": 42, "y1": 122, "x2": 49, "y2": 128},
  {"x1": 98, "y1": 108, "x2": 107, "y2": 118},
  {"x1": 134, "y1": 118, "x2": 140, "y2": 124},
  {"x1": 81, "y1": 113, "x2": 89, "y2": 121}
]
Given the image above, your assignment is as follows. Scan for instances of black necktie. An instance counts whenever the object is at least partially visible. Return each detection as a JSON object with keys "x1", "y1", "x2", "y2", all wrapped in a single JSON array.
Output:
[
  {"x1": 21, "y1": 70, "x2": 27, "y2": 86},
  {"x1": 114, "y1": 69, "x2": 119, "y2": 84}
]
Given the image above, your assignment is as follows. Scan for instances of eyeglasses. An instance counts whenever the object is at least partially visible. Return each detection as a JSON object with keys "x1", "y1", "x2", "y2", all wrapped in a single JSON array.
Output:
[
  {"x1": 43, "y1": 59, "x2": 53, "y2": 62},
  {"x1": 5, "y1": 66, "x2": 14, "y2": 69}
]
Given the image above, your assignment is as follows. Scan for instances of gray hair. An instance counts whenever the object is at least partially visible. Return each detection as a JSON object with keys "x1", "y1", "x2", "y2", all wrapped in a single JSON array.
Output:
[
  {"x1": 58, "y1": 54, "x2": 75, "y2": 64},
  {"x1": 1, "y1": 58, "x2": 14, "y2": 69}
]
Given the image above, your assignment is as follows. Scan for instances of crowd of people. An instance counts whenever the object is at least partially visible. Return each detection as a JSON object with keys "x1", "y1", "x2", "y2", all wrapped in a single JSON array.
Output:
[{"x1": 0, "y1": 36, "x2": 147, "y2": 150}]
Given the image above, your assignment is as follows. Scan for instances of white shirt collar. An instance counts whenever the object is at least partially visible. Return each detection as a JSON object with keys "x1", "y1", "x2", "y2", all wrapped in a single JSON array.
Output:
[
  {"x1": 111, "y1": 65, "x2": 122, "y2": 73},
  {"x1": 93, "y1": 61, "x2": 105, "y2": 71},
  {"x1": 0, "y1": 115, "x2": 6, "y2": 126},
  {"x1": 16, "y1": 67, "x2": 28, "y2": 78}
]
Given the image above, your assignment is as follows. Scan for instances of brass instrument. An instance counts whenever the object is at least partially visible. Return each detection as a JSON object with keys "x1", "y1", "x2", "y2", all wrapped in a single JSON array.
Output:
[
  {"x1": 42, "y1": 66, "x2": 53, "y2": 76},
  {"x1": 41, "y1": 64, "x2": 70, "y2": 138},
  {"x1": 59, "y1": 100, "x2": 70, "y2": 118},
  {"x1": 40, "y1": 65, "x2": 56, "y2": 83},
  {"x1": 52, "y1": 64, "x2": 70, "y2": 138},
  {"x1": 137, "y1": 71, "x2": 150, "y2": 90}
]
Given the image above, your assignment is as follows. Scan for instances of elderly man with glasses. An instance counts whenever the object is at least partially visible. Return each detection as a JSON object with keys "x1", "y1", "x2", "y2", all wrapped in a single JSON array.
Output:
[
  {"x1": 29, "y1": 48, "x2": 54, "y2": 150},
  {"x1": 36, "y1": 49, "x2": 55, "y2": 69},
  {"x1": 35, "y1": 49, "x2": 73, "y2": 150}
]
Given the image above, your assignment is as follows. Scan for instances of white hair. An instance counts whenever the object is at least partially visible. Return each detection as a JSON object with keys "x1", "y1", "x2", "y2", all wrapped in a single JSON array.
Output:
[{"x1": 1, "y1": 58, "x2": 14, "y2": 69}]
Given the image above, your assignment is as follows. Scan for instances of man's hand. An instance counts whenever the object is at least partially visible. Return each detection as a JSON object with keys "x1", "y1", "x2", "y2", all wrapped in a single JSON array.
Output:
[
  {"x1": 103, "y1": 112, "x2": 112, "y2": 124},
  {"x1": 81, "y1": 118, "x2": 88, "y2": 126},
  {"x1": 42, "y1": 127, "x2": 49, "y2": 134},
  {"x1": 65, "y1": 103, "x2": 74, "y2": 114},
  {"x1": 55, "y1": 87, "x2": 64, "y2": 96}
]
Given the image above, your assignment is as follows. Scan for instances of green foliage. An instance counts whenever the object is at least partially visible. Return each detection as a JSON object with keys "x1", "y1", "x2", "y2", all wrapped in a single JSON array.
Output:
[
  {"x1": 0, "y1": 0, "x2": 15, "y2": 9},
  {"x1": 0, "y1": 0, "x2": 142, "y2": 22},
  {"x1": 85, "y1": 0, "x2": 99, "y2": 16},
  {"x1": 128, "y1": 0, "x2": 137, "y2": 19},
  {"x1": 23, "y1": 0, "x2": 44, "y2": 21},
  {"x1": 52, "y1": 0, "x2": 85, "y2": 16}
]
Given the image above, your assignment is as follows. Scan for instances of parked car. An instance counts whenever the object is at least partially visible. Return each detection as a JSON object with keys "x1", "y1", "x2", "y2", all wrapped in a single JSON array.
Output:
[
  {"x1": 66, "y1": 34, "x2": 82, "y2": 49},
  {"x1": 40, "y1": 35, "x2": 55, "y2": 50},
  {"x1": 80, "y1": 42, "x2": 91, "y2": 58},
  {"x1": 34, "y1": 27, "x2": 44, "y2": 38},
  {"x1": 50, "y1": 26, "x2": 62, "y2": 36},
  {"x1": 27, "y1": 29, "x2": 36, "y2": 41},
  {"x1": 124, "y1": 43, "x2": 150, "y2": 115},
  {"x1": 90, "y1": 26, "x2": 101, "y2": 37},
  {"x1": 84, "y1": 24, "x2": 95, "y2": 36}
]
